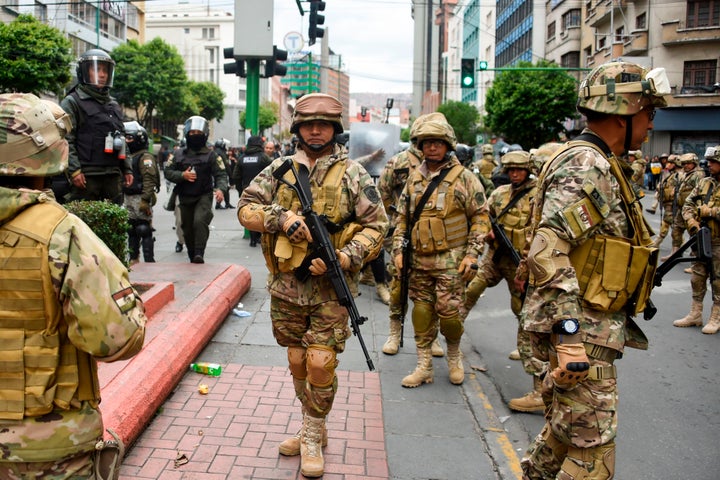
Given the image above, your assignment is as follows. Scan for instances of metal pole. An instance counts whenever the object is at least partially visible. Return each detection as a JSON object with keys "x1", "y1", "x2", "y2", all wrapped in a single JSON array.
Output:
[{"x1": 246, "y1": 59, "x2": 260, "y2": 135}]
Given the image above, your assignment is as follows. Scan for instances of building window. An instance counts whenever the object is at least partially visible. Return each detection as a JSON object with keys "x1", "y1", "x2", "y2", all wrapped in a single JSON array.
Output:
[
  {"x1": 636, "y1": 12, "x2": 647, "y2": 29},
  {"x1": 548, "y1": 21, "x2": 556, "y2": 39},
  {"x1": 562, "y1": 8, "x2": 581, "y2": 30},
  {"x1": 207, "y1": 47, "x2": 215, "y2": 64},
  {"x1": 598, "y1": 35, "x2": 607, "y2": 50},
  {"x1": 584, "y1": 45, "x2": 592, "y2": 63},
  {"x1": 561, "y1": 51, "x2": 580, "y2": 68},
  {"x1": 686, "y1": 0, "x2": 720, "y2": 28},
  {"x1": 202, "y1": 27, "x2": 216, "y2": 39},
  {"x1": 34, "y1": 2, "x2": 47, "y2": 22},
  {"x1": 615, "y1": 26, "x2": 626, "y2": 43},
  {"x1": 184, "y1": 28, "x2": 190, "y2": 34},
  {"x1": 684, "y1": 60, "x2": 717, "y2": 86}
]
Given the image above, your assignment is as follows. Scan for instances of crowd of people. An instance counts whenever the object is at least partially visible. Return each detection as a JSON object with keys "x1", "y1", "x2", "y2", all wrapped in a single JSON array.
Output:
[{"x1": 4, "y1": 46, "x2": 720, "y2": 480}]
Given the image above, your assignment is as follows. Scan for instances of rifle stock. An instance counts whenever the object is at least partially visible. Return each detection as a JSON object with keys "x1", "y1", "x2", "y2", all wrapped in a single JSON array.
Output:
[
  {"x1": 273, "y1": 159, "x2": 375, "y2": 371},
  {"x1": 490, "y1": 214, "x2": 522, "y2": 267},
  {"x1": 654, "y1": 226, "x2": 712, "y2": 287}
]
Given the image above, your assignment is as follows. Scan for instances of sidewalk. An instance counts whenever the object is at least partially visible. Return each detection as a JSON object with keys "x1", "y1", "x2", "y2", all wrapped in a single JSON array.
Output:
[{"x1": 102, "y1": 193, "x2": 525, "y2": 479}]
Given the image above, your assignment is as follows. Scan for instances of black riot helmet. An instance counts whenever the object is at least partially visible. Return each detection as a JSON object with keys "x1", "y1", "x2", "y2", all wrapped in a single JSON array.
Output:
[
  {"x1": 124, "y1": 121, "x2": 149, "y2": 154},
  {"x1": 183, "y1": 116, "x2": 210, "y2": 151},
  {"x1": 455, "y1": 143, "x2": 475, "y2": 167},
  {"x1": 76, "y1": 49, "x2": 115, "y2": 91}
]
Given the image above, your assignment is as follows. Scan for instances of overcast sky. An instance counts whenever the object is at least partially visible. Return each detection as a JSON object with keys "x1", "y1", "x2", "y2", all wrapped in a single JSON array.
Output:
[{"x1": 148, "y1": 0, "x2": 414, "y2": 94}]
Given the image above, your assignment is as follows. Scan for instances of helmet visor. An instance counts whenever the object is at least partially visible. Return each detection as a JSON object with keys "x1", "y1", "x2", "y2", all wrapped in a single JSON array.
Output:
[{"x1": 81, "y1": 58, "x2": 115, "y2": 88}]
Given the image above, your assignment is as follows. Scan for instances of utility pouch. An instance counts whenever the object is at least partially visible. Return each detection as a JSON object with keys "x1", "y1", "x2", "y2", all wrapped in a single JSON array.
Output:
[
  {"x1": 93, "y1": 429, "x2": 124, "y2": 480},
  {"x1": 412, "y1": 217, "x2": 449, "y2": 254},
  {"x1": 274, "y1": 236, "x2": 307, "y2": 273}
]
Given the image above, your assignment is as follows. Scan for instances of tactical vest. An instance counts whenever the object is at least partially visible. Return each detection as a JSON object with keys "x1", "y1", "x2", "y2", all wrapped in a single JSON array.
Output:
[
  {"x1": 173, "y1": 148, "x2": 215, "y2": 196},
  {"x1": 408, "y1": 164, "x2": 467, "y2": 255},
  {"x1": 497, "y1": 182, "x2": 536, "y2": 251},
  {"x1": 69, "y1": 90, "x2": 124, "y2": 168},
  {"x1": 661, "y1": 171, "x2": 679, "y2": 204},
  {"x1": 677, "y1": 168, "x2": 704, "y2": 208},
  {"x1": 696, "y1": 178, "x2": 720, "y2": 239},
  {"x1": 0, "y1": 202, "x2": 100, "y2": 421},
  {"x1": 124, "y1": 152, "x2": 149, "y2": 195},
  {"x1": 531, "y1": 140, "x2": 657, "y2": 316},
  {"x1": 262, "y1": 159, "x2": 361, "y2": 274}
]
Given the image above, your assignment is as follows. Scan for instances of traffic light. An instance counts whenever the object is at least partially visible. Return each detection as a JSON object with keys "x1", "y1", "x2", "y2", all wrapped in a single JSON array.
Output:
[
  {"x1": 264, "y1": 46, "x2": 288, "y2": 78},
  {"x1": 478, "y1": 60, "x2": 489, "y2": 71},
  {"x1": 461, "y1": 58, "x2": 475, "y2": 88},
  {"x1": 309, "y1": 0, "x2": 326, "y2": 46},
  {"x1": 223, "y1": 47, "x2": 246, "y2": 78}
]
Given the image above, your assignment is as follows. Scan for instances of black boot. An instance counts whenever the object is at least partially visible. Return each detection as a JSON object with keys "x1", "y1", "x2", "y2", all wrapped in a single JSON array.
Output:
[
  {"x1": 191, "y1": 248, "x2": 205, "y2": 264},
  {"x1": 187, "y1": 247, "x2": 195, "y2": 262},
  {"x1": 175, "y1": 242, "x2": 183, "y2": 253},
  {"x1": 142, "y1": 236, "x2": 155, "y2": 263},
  {"x1": 128, "y1": 228, "x2": 140, "y2": 262}
]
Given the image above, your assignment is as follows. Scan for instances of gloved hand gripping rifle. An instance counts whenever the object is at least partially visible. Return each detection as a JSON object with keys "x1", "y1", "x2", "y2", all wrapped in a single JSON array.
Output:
[{"x1": 272, "y1": 159, "x2": 374, "y2": 371}]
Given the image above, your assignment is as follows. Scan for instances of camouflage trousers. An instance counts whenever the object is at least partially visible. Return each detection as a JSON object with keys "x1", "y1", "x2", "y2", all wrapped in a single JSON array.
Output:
[
  {"x1": 408, "y1": 267, "x2": 464, "y2": 346},
  {"x1": 271, "y1": 296, "x2": 351, "y2": 417},
  {"x1": 521, "y1": 332, "x2": 618, "y2": 479},
  {"x1": 655, "y1": 203, "x2": 673, "y2": 244},
  {"x1": 671, "y1": 209, "x2": 687, "y2": 249},
  {"x1": 689, "y1": 243, "x2": 720, "y2": 304},
  {"x1": 0, "y1": 453, "x2": 94, "y2": 479},
  {"x1": 462, "y1": 253, "x2": 544, "y2": 376}
]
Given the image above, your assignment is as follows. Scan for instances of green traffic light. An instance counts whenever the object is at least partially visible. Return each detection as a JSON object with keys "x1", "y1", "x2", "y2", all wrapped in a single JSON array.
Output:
[
  {"x1": 462, "y1": 76, "x2": 473, "y2": 87},
  {"x1": 478, "y1": 61, "x2": 488, "y2": 71}
]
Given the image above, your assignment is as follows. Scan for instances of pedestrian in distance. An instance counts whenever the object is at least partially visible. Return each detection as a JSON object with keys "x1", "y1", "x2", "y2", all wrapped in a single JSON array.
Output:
[
  {"x1": 0, "y1": 92, "x2": 147, "y2": 479},
  {"x1": 674, "y1": 145, "x2": 720, "y2": 333},
  {"x1": 391, "y1": 113, "x2": 489, "y2": 388},
  {"x1": 213, "y1": 138, "x2": 234, "y2": 210},
  {"x1": 646, "y1": 153, "x2": 681, "y2": 249},
  {"x1": 60, "y1": 49, "x2": 132, "y2": 205},
  {"x1": 163, "y1": 116, "x2": 228, "y2": 264},
  {"x1": 233, "y1": 135, "x2": 272, "y2": 247},
  {"x1": 519, "y1": 60, "x2": 669, "y2": 479},
  {"x1": 237, "y1": 93, "x2": 387, "y2": 477}
]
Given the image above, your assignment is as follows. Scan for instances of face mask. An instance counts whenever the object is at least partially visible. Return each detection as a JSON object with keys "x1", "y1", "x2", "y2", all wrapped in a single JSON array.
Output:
[{"x1": 187, "y1": 136, "x2": 206, "y2": 151}]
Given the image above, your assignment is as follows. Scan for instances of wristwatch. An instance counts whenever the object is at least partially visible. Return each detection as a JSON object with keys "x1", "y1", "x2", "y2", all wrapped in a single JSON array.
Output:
[{"x1": 552, "y1": 318, "x2": 580, "y2": 336}]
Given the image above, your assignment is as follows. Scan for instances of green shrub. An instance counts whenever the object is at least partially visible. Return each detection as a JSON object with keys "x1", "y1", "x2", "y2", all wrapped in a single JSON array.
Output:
[{"x1": 64, "y1": 200, "x2": 130, "y2": 267}]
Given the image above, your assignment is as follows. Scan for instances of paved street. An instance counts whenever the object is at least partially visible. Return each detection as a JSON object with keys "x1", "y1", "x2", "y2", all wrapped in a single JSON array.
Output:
[{"x1": 119, "y1": 184, "x2": 720, "y2": 479}]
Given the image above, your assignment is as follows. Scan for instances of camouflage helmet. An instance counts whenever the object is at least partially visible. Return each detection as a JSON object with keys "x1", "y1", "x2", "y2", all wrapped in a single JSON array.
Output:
[
  {"x1": 577, "y1": 61, "x2": 670, "y2": 116},
  {"x1": 679, "y1": 152, "x2": 699, "y2": 165},
  {"x1": 667, "y1": 154, "x2": 681, "y2": 167},
  {"x1": 410, "y1": 112, "x2": 448, "y2": 144},
  {"x1": 0, "y1": 93, "x2": 71, "y2": 177},
  {"x1": 659, "y1": 152, "x2": 669, "y2": 159},
  {"x1": 501, "y1": 150, "x2": 533, "y2": 172},
  {"x1": 704, "y1": 146, "x2": 720, "y2": 162},
  {"x1": 481, "y1": 143, "x2": 494, "y2": 155},
  {"x1": 629, "y1": 150, "x2": 643, "y2": 159},
  {"x1": 413, "y1": 115, "x2": 457, "y2": 151},
  {"x1": 529, "y1": 142, "x2": 563, "y2": 172},
  {"x1": 290, "y1": 93, "x2": 344, "y2": 134}
]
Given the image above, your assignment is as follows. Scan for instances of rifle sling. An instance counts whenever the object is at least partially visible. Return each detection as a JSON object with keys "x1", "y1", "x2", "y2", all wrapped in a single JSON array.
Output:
[{"x1": 495, "y1": 184, "x2": 532, "y2": 221}]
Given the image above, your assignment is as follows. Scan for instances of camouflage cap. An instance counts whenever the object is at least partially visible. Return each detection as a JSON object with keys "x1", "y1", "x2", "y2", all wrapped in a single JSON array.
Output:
[
  {"x1": 291, "y1": 93, "x2": 344, "y2": 134},
  {"x1": 577, "y1": 61, "x2": 670, "y2": 116},
  {"x1": 659, "y1": 152, "x2": 669, "y2": 159},
  {"x1": 413, "y1": 116, "x2": 457, "y2": 151},
  {"x1": 501, "y1": 150, "x2": 533, "y2": 171},
  {"x1": 481, "y1": 144, "x2": 494, "y2": 155},
  {"x1": 529, "y1": 142, "x2": 563, "y2": 171},
  {"x1": 704, "y1": 146, "x2": 720, "y2": 162},
  {"x1": 0, "y1": 93, "x2": 70, "y2": 177},
  {"x1": 629, "y1": 150, "x2": 643, "y2": 159},
  {"x1": 410, "y1": 112, "x2": 448, "y2": 142},
  {"x1": 679, "y1": 152, "x2": 699, "y2": 164}
]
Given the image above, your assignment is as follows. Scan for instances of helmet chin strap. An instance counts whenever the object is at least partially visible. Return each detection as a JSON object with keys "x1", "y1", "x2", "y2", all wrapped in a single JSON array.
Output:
[
  {"x1": 298, "y1": 133, "x2": 335, "y2": 153},
  {"x1": 623, "y1": 116, "x2": 633, "y2": 156}
]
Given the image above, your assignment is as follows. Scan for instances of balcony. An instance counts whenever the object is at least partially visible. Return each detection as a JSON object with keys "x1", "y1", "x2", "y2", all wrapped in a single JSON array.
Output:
[
  {"x1": 591, "y1": 42, "x2": 624, "y2": 65},
  {"x1": 662, "y1": 20, "x2": 720, "y2": 46},
  {"x1": 622, "y1": 30, "x2": 648, "y2": 55},
  {"x1": 587, "y1": 0, "x2": 624, "y2": 28},
  {"x1": 558, "y1": 26, "x2": 581, "y2": 44}
]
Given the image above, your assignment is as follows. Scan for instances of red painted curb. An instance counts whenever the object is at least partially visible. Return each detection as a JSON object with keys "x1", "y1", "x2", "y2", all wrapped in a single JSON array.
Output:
[
  {"x1": 133, "y1": 281, "x2": 174, "y2": 319},
  {"x1": 99, "y1": 263, "x2": 251, "y2": 446}
]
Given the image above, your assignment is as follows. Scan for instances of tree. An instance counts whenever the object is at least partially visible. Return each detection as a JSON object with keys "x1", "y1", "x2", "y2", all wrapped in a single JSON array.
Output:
[
  {"x1": 111, "y1": 38, "x2": 188, "y2": 128},
  {"x1": 484, "y1": 59, "x2": 578, "y2": 149},
  {"x1": 0, "y1": 15, "x2": 73, "y2": 96},
  {"x1": 437, "y1": 101, "x2": 480, "y2": 145},
  {"x1": 239, "y1": 101, "x2": 279, "y2": 134},
  {"x1": 189, "y1": 81, "x2": 225, "y2": 122}
]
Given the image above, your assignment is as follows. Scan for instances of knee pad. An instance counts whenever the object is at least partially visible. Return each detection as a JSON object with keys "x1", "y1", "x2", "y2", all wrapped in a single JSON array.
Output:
[
  {"x1": 287, "y1": 346, "x2": 307, "y2": 380},
  {"x1": 465, "y1": 275, "x2": 488, "y2": 307},
  {"x1": 438, "y1": 312, "x2": 463, "y2": 342},
  {"x1": 412, "y1": 301, "x2": 435, "y2": 334},
  {"x1": 559, "y1": 443, "x2": 615, "y2": 480},
  {"x1": 306, "y1": 345, "x2": 338, "y2": 388},
  {"x1": 135, "y1": 221, "x2": 152, "y2": 238},
  {"x1": 521, "y1": 424, "x2": 568, "y2": 479}
]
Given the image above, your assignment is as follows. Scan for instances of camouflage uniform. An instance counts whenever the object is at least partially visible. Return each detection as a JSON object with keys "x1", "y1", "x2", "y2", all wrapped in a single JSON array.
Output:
[
  {"x1": 477, "y1": 144, "x2": 496, "y2": 179},
  {"x1": 0, "y1": 93, "x2": 146, "y2": 479},
  {"x1": 521, "y1": 61, "x2": 668, "y2": 479},
  {"x1": 237, "y1": 93, "x2": 387, "y2": 478},
  {"x1": 391, "y1": 115, "x2": 489, "y2": 387},
  {"x1": 675, "y1": 146, "x2": 720, "y2": 333},
  {"x1": 649, "y1": 156, "x2": 681, "y2": 248},
  {"x1": 629, "y1": 151, "x2": 646, "y2": 188},
  {"x1": 669, "y1": 155, "x2": 704, "y2": 255}
]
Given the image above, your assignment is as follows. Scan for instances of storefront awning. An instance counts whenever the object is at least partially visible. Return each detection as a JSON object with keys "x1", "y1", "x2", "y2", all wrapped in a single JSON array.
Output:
[{"x1": 653, "y1": 108, "x2": 720, "y2": 132}]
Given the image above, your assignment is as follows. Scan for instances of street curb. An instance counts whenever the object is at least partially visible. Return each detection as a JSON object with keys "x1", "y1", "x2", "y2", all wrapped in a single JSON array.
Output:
[{"x1": 99, "y1": 263, "x2": 251, "y2": 446}]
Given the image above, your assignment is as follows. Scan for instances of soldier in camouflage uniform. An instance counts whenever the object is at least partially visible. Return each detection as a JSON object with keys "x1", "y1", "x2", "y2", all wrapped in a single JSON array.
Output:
[
  {"x1": 460, "y1": 150, "x2": 547, "y2": 412},
  {"x1": 391, "y1": 114, "x2": 489, "y2": 388},
  {"x1": 674, "y1": 146, "x2": 720, "y2": 333},
  {"x1": 377, "y1": 112, "x2": 446, "y2": 357},
  {"x1": 520, "y1": 61, "x2": 668, "y2": 479},
  {"x1": 123, "y1": 121, "x2": 160, "y2": 264},
  {"x1": 0, "y1": 93, "x2": 146, "y2": 479},
  {"x1": 477, "y1": 143, "x2": 496, "y2": 180},
  {"x1": 664, "y1": 152, "x2": 705, "y2": 261},
  {"x1": 164, "y1": 116, "x2": 228, "y2": 264},
  {"x1": 646, "y1": 154, "x2": 681, "y2": 248},
  {"x1": 237, "y1": 93, "x2": 387, "y2": 478},
  {"x1": 629, "y1": 150, "x2": 646, "y2": 189}
]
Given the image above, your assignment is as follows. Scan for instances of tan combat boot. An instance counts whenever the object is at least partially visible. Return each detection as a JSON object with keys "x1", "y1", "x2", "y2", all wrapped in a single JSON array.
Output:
[
  {"x1": 278, "y1": 414, "x2": 328, "y2": 456},
  {"x1": 508, "y1": 349, "x2": 521, "y2": 361},
  {"x1": 431, "y1": 337, "x2": 445, "y2": 357},
  {"x1": 673, "y1": 300, "x2": 703, "y2": 327},
  {"x1": 446, "y1": 342, "x2": 465, "y2": 385},
  {"x1": 376, "y1": 282, "x2": 391, "y2": 305},
  {"x1": 300, "y1": 415, "x2": 325, "y2": 477},
  {"x1": 508, "y1": 377, "x2": 545, "y2": 413},
  {"x1": 702, "y1": 304, "x2": 720, "y2": 334},
  {"x1": 382, "y1": 319, "x2": 402, "y2": 355},
  {"x1": 359, "y1": 268, "x2": 375, "y2": 286},
  {"x1": 402, "y1": 346, "x2": 434, "y2": 387},
  {"x1": 660, "y1": 246, "x2": 678, "y2": 262}
]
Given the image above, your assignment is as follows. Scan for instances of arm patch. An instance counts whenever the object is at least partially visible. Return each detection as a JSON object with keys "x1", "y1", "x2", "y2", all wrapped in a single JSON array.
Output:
[
  {"x1": 364, "y1": 185, "x2": 380, "y2": 204},
  {"x1": 558, "y1": 196, "x2": 605, "y2": 239}
]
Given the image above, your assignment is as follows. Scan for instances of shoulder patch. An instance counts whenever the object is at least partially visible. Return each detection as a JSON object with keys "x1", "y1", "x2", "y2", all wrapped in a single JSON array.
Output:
[
  {"x1": 364, "y1": 185, "x2": 380, "y2": 204},
  {"x1": 143, "y1": 158, "x2": 154, "y2": 167},
  {"x1": 113, "y1": 287, "x2": 137, "y2": 314}
]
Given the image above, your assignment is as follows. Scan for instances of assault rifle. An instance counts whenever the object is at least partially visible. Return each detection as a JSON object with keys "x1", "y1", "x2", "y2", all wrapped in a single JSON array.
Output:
[
  {"x1": 398, "y1": 203, "x2": 412, "y2": 348},
  {"x1": 272, "y1": 159, "x2": 374, "y2": 371},
  {"x1": 654, "y1": 225, "x2": 713, "y2": 287},
  {"x1": 490, "y1": 214, "x2": 522, "y2": 267}
]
